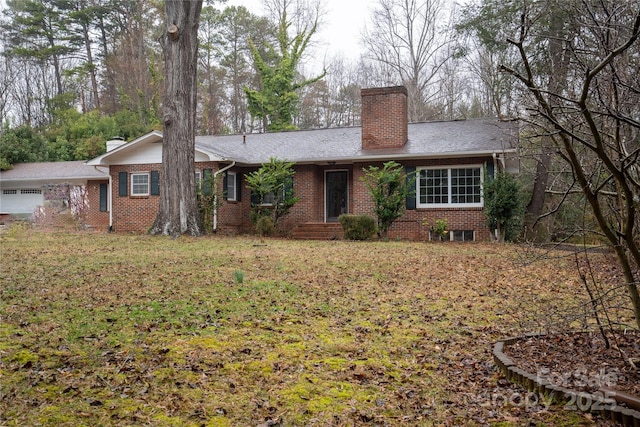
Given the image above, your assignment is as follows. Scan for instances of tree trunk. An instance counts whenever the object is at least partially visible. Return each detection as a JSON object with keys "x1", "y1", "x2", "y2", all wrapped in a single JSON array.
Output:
[
  {"x1": 524, "y1": 142, "x2": 552, "y2": 235},
  {"x1": 80, "y1": 21, "x2": 100, "y2": 110},
  {"x1": 524, "y1": 3, "x2": 571, "y2": 240},
  {"x1": 150, "y1": 0, "x2": 203, "y2": 237}
]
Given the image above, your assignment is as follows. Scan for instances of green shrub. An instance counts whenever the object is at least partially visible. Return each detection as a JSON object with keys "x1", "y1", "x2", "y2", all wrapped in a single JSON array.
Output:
[
  {"x1": 255, "y1": 215, "x2": 275, "y2": 237},
  {"x1": 339, "y1": 214, "x2": 377, "y2": 241},
  {"x1": 483, "y1": 171, "x2": 524, "y2": 242}
]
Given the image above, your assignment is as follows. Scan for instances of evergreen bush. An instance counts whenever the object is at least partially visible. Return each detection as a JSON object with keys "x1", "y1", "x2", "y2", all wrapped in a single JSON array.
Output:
[{"x1": 339, "y1": 214, "x2": 377, "y2": 241}]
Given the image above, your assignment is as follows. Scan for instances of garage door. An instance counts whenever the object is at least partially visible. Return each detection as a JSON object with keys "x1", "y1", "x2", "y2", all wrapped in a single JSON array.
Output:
[{"x1": 0, "y1": 189, "x2": 44, "y2": 214}]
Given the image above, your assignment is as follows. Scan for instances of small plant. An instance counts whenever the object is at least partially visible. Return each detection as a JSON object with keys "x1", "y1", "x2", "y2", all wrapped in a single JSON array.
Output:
[
  {"x1": 233, "y1": 270, "x2": 245, "y2": 284},
  {"x1": 423, "y1": 218, "x2": 448, "y2": 241},
  {"x1": 255, "y1": 215, "x2": 275, "y2": 239},
  {"x1": 339, "y1": 214, "x2": 377, "y2": 240}
]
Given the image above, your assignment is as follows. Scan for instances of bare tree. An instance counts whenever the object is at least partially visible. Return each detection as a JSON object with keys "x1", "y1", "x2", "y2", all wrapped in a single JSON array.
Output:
[
  {"x1": 500, "y1": 1, "x2": 640, "y2": 328},
  {"x1": 150, "y1": 0, "x2": 203, "y2": 237},
  {"x1": 0, "y1": 55, "x2": 15, "y2": 124},
  {"x1": 104, "y1": 0, "x2": 162, "y2": 125},
  {"x1": 362, "y1": 0, "x2": 453, "y2": 122}
]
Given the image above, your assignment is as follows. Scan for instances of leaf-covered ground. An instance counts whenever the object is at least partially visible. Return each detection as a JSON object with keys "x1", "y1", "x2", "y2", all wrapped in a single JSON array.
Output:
[{"x1": 0, "y1": 229, "x2": 630, "y2": 426}]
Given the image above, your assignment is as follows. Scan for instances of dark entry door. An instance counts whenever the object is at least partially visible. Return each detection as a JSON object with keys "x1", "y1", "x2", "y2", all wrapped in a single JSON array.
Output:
[{"x1": 325, "y1": 170, "x2": 348, "y2": 222}]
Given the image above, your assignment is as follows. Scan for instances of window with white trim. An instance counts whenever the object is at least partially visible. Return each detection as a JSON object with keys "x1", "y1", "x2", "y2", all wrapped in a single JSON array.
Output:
[
  {"x1": 226, "y1": 171, "x2": 237, "y2": 201},
  {"x1": 451, "y1": 230, "x2": 475, "y2": 241},
  {"x1": 131, "y1": 173, "x2": 150, "y2": 196},
  {"x1": 195, "y1": 171, "x2": 202, "y2": 189},
  {"x1": 417, "y1": 166, "x2": 482, "y2": 208}
]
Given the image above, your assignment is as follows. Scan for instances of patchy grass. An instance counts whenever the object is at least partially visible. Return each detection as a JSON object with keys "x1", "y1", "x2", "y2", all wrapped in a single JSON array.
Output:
[{"x1": 0, "y1": 230, "x2": 615, "y2": 426}]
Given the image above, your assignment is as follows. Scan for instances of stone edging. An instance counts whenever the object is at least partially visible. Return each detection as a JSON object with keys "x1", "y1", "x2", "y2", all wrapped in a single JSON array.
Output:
[{"x1": 493, "y1": 334, "x2": 640, "y2": 426}]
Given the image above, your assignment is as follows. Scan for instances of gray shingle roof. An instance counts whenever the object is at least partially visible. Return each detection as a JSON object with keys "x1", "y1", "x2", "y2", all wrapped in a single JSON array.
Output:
[
  {"x1": 195, "y1": 118, "x2": 517, "y2": 165},
  {"x1": 0, "y1": 161, "x2": 107, "y2": 182}
]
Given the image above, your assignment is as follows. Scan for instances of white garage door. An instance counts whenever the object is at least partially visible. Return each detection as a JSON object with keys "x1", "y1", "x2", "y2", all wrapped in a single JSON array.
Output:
[{"x1": 0, "y1": 189, "x2": 44, "y2": 214}]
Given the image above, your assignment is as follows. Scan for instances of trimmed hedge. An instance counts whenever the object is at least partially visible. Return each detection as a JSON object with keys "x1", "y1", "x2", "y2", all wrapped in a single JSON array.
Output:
[{"x1": 339, "y1": 214, "x2": 377, "y2": 241}]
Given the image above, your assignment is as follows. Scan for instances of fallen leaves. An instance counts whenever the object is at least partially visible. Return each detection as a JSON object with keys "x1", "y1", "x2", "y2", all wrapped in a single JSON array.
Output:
[{"x1": 0, "y1": 231, "x2": 628, "y2": 425}]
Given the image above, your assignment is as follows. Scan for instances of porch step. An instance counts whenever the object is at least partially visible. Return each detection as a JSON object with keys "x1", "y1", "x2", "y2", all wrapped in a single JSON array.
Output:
[{"x1": 291, "y1": 222, "x2": 344, "y2": 240}]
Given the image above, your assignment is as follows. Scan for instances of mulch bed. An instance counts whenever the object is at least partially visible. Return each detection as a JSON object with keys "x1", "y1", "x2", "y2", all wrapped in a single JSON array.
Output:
[{"x1": 504, "y1": 330, "x2": 640, "y2": 397}]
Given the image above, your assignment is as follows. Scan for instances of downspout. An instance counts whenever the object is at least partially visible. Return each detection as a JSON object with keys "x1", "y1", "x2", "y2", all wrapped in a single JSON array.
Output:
[
  {"x1": 213, "y1": 161, "x2": 236, "y2": 232},
  {"x1": 492, "y1": 152, "x2": 506, "y2": 172},
  {"x1": 93, "y1": 166, "x2": 112, "y2": 231},
  {"x1": 490, "y1": 153, "x2": 507, "y2": 241}
]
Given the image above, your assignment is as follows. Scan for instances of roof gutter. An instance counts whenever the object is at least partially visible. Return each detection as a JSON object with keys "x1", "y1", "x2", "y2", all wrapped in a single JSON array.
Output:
[
  {"x1": 213, "y1": 161, "x2": 236, "y2": 232},
  {"x1": 230, "y1": 148, "x2": 519, "y2": 167}
]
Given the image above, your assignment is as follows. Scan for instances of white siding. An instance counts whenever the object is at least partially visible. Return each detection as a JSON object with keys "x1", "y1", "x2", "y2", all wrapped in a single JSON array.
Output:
[
  {"x1": 102, "y1": 143, "x2": 212, "y2": 164},
  {"x1": 0, "y1": 189, "x2": 44, "y2": 214},
  {"x1": 107, "y1": 143, "x2": 164, "y2": 165}
]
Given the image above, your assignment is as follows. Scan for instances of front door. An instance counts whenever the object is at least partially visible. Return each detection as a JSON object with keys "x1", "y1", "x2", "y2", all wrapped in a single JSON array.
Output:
[{"x1": 325, "y1": 170, "x2": 348, "y2": 222}]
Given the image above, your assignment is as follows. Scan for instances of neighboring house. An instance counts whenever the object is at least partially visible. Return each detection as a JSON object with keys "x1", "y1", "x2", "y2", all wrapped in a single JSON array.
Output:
[
  {"x1": 0, "y1": 161, "x2": 109, "y2": 227},
  {"x1": 85, "y1": 86, "x2": 519, "y2": 241}
]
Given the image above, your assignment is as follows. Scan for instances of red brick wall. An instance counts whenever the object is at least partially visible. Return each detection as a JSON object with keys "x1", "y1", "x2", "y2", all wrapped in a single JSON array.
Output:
[
  {"x1": 216, "y1": 165, "x2": 327, "y2": 236},
  {"x1": 361, "y1": 86, "x2": 408, "y2": 150},
  {"x1": 277, "y1": 164, "x2": 323, "y2": 234},
  {"x1": 215, "y1": 166, "x2": 251, "y2": 235},
  {"x1": 350, "y1": 157, "x2": 493, "y2": 241},
  {"x1": 110, "y1": 162, "x2": 217, "y2": 233},
  {"x1": 85, "y1": 179, "x2": 110, "y2": 230},
  {"x1": 388, "y1": 208, "x2": 488, "y2": 241},
  {"x1": 107, "y1": 156, "x2": 493, "y2": 241},
  {"x1": 110, "y1": 164, "x2": 161, "y2": 232}
]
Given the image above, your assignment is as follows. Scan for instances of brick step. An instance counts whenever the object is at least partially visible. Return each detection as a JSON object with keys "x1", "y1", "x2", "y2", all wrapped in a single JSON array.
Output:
[{"x1": 291, "y1": 222, "x2": 343, "y2": 240}]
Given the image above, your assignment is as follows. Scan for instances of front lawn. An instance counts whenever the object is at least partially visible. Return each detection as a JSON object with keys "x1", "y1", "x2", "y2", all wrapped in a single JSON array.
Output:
[{"x1": 0, "y1": 230, "x2": 613, "y2": 426}]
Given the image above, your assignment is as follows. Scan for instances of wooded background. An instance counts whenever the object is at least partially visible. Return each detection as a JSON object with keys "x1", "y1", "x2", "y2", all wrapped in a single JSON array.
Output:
[
  {"x1": 2, "y1": 0, "x2": 640, "y2": 245},
  {"x1": 0, "y1": 0, "x2": 503, "y2": 160}
]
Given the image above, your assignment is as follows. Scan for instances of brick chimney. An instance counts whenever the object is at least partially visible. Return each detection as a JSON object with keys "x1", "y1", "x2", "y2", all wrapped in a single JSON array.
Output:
[{"x1": 361, "y1": 86, "x2": 408, "y2": 149}]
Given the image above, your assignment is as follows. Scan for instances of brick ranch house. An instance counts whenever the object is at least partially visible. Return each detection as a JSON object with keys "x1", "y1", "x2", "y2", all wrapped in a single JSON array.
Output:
[{"x1": 83, "y1": 86, "x2": 519, "y2": 241}]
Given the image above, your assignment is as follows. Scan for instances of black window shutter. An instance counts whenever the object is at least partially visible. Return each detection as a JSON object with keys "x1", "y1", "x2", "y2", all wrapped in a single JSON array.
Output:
[
  {"x1": 222, "y1": 172, "x2": 228, "y2": 200},
  {"x1": 236, "y1": 174, "x2": 242, "y2": 201},
  {"x1": 118, "y1": 172, "x2": 128, "y2": 197},
  {"x1": 99, "y1": 183, "x2": 108, "y2": 212},
  {"x1": 250, "y1": 191, "x2": 259, "y2": 206},
  {"x1": 203, "y1": 169, "x2": 213, "y2": 195},
  {"x1": 150, "y1": 170, "x2": 160, "y2": 195},
  {"x1": 285, "y1": 176, "x2": 294, "y2": 193},
  {"x1": 485, "y1": 161, "x2": 495, "y2": 182},
  {"x1": 405, "y1": 166, "x2": 416, "y2": 210}
]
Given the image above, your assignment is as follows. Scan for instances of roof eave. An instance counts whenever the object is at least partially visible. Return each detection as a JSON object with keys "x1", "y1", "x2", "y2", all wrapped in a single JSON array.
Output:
[
  {"x1": 0, "y1": 175, "x2": 107, "y2": 183},
  {"x1": 234, "y1": 148, "x2": 518, "y2": 166},
  {"x1": 85, "y1": 130, "x2": 164, "y2": 166}
]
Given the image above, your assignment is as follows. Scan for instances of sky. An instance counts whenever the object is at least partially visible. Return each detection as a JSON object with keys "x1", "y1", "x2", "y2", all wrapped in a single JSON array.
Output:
[{"x1": 225, "y1": 0, "x2": 373, "y2": 71}]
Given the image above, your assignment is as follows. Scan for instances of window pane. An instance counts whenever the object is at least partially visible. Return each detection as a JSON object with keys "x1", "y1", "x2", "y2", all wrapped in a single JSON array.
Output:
[
  {"x1": 263, "y1": 192, "x2": 275, "y2": 205},
  {"x1": 418, "y1": 167, "x2": 481, "y2": 207},
  {"x1": 227, "y1": 173, "x2": 236, "y2": 201},
  {"x1": 419, "y1": 170, "x2": 427, "y2": 204},
  {"x1": 131, "y1": 174, "x2": 149, "y2": 195},
  {"x1": 421, "y1": 169, "x2": 448, "y2": 204},
  {"x1": 450, "y1": 168, "x2": 480, "y2": 204}
]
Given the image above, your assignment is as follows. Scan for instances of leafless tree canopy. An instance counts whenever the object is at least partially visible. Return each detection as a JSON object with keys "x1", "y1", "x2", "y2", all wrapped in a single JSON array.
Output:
[{"x1": 499, "y1": 0, "x2": 640, "y2": 328}]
